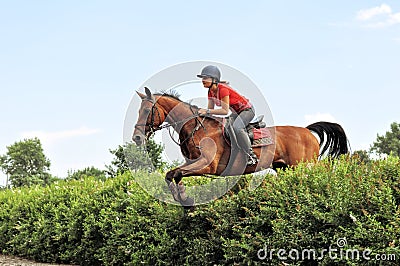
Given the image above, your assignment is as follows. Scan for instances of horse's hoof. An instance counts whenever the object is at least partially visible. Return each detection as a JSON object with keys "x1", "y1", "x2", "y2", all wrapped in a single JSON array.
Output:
[
  {"x1": 186, "y1": 205, "x2": 195, "y2": 212},
  {"x1": 168, "y1": 182, "x2": 180, "y2": 202},
  {"x1": 180, "y1": 197, "x2": 195, "y2": 210},
  {"x1": 183, "y1": 204, "x2": 195, "y2": 212}
]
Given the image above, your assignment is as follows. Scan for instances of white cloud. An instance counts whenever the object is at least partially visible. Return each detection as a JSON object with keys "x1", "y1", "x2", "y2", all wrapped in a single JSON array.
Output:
[
  {"x1": 388, "y1": 12, "x2": 400, "y2": 25},
  {"x1": 304, "y1": 113, "x2": 338, "y2": 125},
  {"x1": 21, "y1": 126, "x2": 101, "y2": 146},
  {"x1": 356, "y1": 4, "x2": 392, "y2": 21},
  {"x1": 356, "y1": 4, "x2": 400, "y2": 28}
]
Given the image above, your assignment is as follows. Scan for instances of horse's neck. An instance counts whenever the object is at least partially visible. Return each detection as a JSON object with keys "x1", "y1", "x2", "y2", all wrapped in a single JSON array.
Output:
[
  {"x1": 157, "y1": 97, "x2": 193, "y2": 122},
  {"x1": 157, "y1": 96, "x2": 220, "y2": 148}
]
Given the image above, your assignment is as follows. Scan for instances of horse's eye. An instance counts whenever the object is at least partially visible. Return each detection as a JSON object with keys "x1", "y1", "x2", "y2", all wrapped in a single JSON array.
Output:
[{"x1": 143, "y1": 108, "x2": 151, "y2": 114}]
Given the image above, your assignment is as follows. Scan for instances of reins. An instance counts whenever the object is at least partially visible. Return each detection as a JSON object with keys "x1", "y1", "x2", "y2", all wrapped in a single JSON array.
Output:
[
  {"x1": 135, "y1": 98, "x2": 208, "y2": 148},
  {"x1": 168, "y1": 105, "x2": 207, "y2": 147}
]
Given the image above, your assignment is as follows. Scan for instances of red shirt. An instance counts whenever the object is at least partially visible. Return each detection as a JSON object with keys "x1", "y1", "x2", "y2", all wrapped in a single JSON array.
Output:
[{"x1": 208, "y1": 83, "x2": 252, "y2": 113}]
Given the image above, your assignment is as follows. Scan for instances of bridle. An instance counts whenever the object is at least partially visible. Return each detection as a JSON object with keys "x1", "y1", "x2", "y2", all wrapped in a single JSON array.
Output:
[
  {"x1": 134, "y1": 98, "x2": 163, "y2": 139},
  {"x1": 134, "y1": 98, "x2": 207, "y2": 146}
]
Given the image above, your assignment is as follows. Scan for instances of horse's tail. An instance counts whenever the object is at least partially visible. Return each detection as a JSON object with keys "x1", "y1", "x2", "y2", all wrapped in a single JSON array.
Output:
[{"x1": 306, "y1": 121, "x2": 350, "y2": 159}]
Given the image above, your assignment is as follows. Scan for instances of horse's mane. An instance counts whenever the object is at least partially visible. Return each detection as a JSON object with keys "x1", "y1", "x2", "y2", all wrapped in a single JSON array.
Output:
[
  {"x1": 154, "y1": 90, "x2": 199, "y2": 109},
  {"x1": 156, "y1": 89, "x2": 182, "y2": 101}
]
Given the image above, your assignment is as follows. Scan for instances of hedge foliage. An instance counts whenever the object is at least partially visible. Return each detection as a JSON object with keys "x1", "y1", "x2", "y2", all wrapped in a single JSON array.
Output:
[{"x1": 0, "y1": 156, "x2": 399, "y2": 265}]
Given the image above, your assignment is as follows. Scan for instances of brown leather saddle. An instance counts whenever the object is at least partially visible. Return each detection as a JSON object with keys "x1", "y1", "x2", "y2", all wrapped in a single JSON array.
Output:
[{"x1": 222, "y1": 115, "x2": 273, "y2": 148}]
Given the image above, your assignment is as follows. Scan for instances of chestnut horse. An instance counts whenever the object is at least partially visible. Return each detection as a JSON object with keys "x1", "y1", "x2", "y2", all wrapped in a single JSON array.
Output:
[{"x1": 133, "y1": 88, "x2": 349, "y2": 208}]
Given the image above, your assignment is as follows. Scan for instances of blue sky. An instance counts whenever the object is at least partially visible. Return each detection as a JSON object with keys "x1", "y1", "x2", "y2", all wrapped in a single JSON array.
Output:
[{"x1": 1, "y1": 1, "x2": 399, "y2": 185}]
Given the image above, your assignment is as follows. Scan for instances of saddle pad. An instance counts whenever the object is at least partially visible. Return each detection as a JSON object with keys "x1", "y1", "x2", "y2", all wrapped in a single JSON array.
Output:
[{"x1": 252, "y1": 128, "x2": 274, "y2": 147}]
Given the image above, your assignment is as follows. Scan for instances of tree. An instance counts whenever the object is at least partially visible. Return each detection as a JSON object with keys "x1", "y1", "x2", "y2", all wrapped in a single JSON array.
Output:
[
  {"x1": 67, "y1": 166, "x2": 106, "y2": 181},
  {"x1": 106, "y1": 138, "x2": 166, "y2": 177},
  {"x1": 144, "y1": 137, "x2": 165, "y2": 170},
  {"x1": 352, "y1": 150, "x2": 371, "y2": 163},
  {"x1": 0, "y1": 138, "x2": 51, "y2": 187},
  {"x1": 370, "y1": 122, "x2": 400, "y2": 157}
]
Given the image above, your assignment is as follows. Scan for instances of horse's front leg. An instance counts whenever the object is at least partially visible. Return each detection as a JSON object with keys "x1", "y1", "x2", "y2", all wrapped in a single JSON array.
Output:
[
  {"x1": 165, "y1": 137, "x2": 218, "y2": 210},
  {"x1": 165, "y1": 169, "x2": 180, "y2": 202},
  {"x1": 165, "y1": 168, "x2": 195, "y2": 210}
]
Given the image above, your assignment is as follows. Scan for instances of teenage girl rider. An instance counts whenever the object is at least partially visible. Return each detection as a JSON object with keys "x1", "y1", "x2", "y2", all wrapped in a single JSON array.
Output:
[{"x1": 197, "y1": 65, "x2": 258, "y2": 165}]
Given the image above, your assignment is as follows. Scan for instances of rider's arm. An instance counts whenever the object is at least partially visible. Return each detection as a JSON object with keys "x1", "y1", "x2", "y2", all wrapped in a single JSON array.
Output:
[
  {"x1": 207, "y1": 99, "x2": 214, "y2": 110},
  {"x1": 208, "y1": 96, "x2": 229, "y2": 115}
]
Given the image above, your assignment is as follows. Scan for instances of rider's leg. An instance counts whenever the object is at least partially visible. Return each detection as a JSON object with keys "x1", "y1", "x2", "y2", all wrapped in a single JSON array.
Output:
[{"x1": 232, "y1": 107, "x2": 259, "y2": 165}]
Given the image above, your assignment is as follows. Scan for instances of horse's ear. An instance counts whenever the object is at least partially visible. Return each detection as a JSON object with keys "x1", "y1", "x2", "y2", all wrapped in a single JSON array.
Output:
[
  {"x1": 136, "y1": 90, "x2": 146, "y2": 100},
  {"x1": 144, "y1": 87, "x2": 155, "y2": 102},
  {"x1": 144, "y1": 87, "x2": 152, "y2": 98}
]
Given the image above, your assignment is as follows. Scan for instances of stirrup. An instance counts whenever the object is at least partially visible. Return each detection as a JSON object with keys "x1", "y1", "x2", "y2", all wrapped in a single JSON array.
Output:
[
  {"x1": 247, "y1": 151, "x2": 259, "y2": 165},
  {"x1": 247, "y1": 156, "x2": 258, "y2": 165}
]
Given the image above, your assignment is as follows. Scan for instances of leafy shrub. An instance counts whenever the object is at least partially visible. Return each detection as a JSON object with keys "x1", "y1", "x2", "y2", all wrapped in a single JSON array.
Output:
[{"x1": 0, "y1": 156, "x2": 399, "y2": 265}]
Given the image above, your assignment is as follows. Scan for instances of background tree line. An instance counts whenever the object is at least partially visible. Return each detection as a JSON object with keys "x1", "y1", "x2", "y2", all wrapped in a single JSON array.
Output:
[
  {"x1": 0, "y1": 136, "x2": 167, "y2": 188},
  {"x1": 353, "y1": 122, "x2": 400, "y2": 162},
  {"x1": 1, "y1": 122, "x2": 399, "y2": 188}
]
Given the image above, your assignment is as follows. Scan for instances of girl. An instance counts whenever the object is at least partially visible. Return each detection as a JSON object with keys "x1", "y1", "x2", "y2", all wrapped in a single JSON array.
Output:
[{"x1": 197, "y1": 65, "x2": 258, "y2": 165}]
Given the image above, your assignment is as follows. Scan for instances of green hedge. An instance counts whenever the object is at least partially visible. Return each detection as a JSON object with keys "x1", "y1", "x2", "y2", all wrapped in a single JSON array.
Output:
[{"x1": 0, "y1": 156, "x2": 399, "y2": 265}]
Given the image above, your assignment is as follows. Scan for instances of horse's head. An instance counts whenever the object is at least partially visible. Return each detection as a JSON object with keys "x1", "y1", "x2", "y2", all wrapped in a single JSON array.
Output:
[{"x1": 132, "y1": 87, "x2": 166, "y2": 146}]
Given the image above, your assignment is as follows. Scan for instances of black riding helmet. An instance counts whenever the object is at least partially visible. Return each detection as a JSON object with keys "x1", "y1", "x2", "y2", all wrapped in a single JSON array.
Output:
[{"x1": 197, "y1": 65, "x2": 221, "y2": 83}]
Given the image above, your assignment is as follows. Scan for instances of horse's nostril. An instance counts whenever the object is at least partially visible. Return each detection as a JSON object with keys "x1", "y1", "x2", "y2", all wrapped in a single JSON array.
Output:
[{"x1": 133, "y1": 135, "x2": 142, "y2": 143}]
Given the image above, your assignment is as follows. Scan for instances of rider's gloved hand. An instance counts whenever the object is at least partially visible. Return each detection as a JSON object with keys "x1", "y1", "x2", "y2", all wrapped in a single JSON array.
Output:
[{"x1": 198, "y1": 108, "x2": 211, "y2": 116}]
